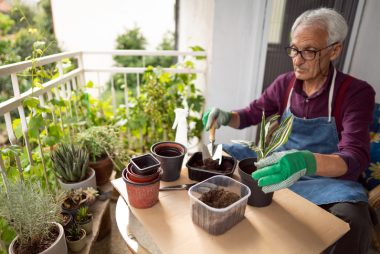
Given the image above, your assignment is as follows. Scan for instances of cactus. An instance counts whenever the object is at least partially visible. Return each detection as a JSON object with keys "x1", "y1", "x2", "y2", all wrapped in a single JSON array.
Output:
[
  {"x1": 51, "y1": 143, "x2": 89, "y2": 183},
  {"x1": 75, "y1": 206, "x2": 92, "y2": 223}
]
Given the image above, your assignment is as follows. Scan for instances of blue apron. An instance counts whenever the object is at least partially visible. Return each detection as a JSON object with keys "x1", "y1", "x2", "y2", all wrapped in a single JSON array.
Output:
[{"x1": 224, "y1": 69, "x2": 368, "y2": 205}]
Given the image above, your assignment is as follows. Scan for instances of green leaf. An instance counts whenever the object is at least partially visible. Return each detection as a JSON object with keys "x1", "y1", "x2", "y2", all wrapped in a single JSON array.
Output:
[
  {"x1": 1, "y1": 145, "x2": 22, "y2": 156},
  {"x1": 259, "y1": 111, "x2": 266, "y2": 151},
  {"x1": 23, "y1": 97, "x2": 40, "y2": 109},
  {"x1": 12, "y1": 119, "x2": 23, "y2": 139},
  {"x1": 42, "y1": 136, "x2": 59, "y2": 147},
  {"x1": 190, "y1": 45, "x2": 205, "y2": 52},
  {"x1": 49, "y1": 98, "x2": 66, "y2": 107},
  {"x1": 86, "y1": 81, "x2": 94, "y2": 88},
  {"x1": 28, "y1": 114, "x2": 44, "y2": 138},
  {"x1": 190, "y1": 46, "x2": 206, "y2": 60},
  {"x1": 264, "y1": 115, "x2": 294, "y2": 157}
]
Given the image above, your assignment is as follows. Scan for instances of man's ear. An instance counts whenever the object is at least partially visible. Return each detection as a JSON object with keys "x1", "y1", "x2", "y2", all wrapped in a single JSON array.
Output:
[{"x1": 330, "y1": 42, "x2": 343, "y2": 61}]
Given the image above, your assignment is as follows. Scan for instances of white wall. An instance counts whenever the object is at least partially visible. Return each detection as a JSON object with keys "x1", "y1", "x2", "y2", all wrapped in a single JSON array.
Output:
[
  {"x1": 349, "y1": 0, "x2": 380, "y2": 102},
  {"x1": 177, "y1": 0, "x2": 214, "y2": 94},
  {"x1": 178, "y1": 0, "x2": 269, "y2": 144}
]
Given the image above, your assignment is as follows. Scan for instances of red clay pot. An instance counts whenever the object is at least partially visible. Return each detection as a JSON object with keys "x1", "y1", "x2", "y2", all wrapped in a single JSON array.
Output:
[
  {"x1": 89, "y1": 156, "x2": 114, "y2": 186},
  {"x1": 125, "y1": 163, "x2": 161, "y2": 183},
  {"x1": 122, "y1": 169, "x2": 160, "y2": 209}
]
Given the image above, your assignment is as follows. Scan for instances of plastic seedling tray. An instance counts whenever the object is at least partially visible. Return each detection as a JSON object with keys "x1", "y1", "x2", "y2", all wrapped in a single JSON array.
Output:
[
  {"x1": 186, "y1": 152, "x2": 237, "y2": 181},
  {"x1": 130, "y1": 153, "x2": 161, "y2": 175}
]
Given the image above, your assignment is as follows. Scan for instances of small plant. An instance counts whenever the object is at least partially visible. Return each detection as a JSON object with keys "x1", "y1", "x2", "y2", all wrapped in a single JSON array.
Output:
[
  {"x1": 58, "y1": 211, "x2": 72, "y2": 230},
  {"x1": 66, "y1": 223, "x2": 85, "y2": 242},
  {"x1": 233, "y1": 111, "x2": 294, "y2": 160},
  {"x1": 51, "y1": 143, "x2": 89, "y2": 183},
  {"x1": 82, "y1": 187, "x2": 99, "y2": 205},
  {"x1": 75, "y1": 206, "x2": 92, "y2": 223},
  {"x1": 76, "y1": 126, "x2": 125, "y2": 170},
  {"x1": 58, "y1": 188, "x2": 88, "y2": 211},
  {"x1": 0, "y1": 181, "x2": 59, "y2": 253}
]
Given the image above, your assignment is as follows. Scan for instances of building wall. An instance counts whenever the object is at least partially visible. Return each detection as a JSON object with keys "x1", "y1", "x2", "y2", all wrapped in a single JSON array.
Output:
[
  {"x1": 349, "y1": 0, "x2": 380, "y2": 102},
  {"x1": 178, "y1": 0, "x2": 269, "y2": 143}
]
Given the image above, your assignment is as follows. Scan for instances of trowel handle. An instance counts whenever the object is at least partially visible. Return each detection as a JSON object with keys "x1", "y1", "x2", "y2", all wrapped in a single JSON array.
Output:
[{"x1": 209, "y1": 121, "x2": 216, "y2": 143}]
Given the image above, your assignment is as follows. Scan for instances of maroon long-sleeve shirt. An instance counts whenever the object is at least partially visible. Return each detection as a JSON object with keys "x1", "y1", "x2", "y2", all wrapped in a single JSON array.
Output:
[{"x1": 236, "y1": 65, "x2": 375, "y2": 181}]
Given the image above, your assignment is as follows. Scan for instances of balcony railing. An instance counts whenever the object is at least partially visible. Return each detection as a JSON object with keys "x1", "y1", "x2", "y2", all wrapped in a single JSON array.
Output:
[{"x1": 0, "y1": 50, "x2": 207, "y2": 187}]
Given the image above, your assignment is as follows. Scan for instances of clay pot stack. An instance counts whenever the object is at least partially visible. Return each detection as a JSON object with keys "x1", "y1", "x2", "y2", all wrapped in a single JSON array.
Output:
[{"x1": 122, "y1": 154, "x2": 161, "y2": 209}]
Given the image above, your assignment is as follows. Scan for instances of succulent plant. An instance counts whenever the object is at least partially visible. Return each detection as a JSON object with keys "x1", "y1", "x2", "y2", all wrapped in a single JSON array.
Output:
[
  {"x1": 75, "y1": 206, "x2": 92, "y2": 223},
  {"x1": 66, "y1": 223, "x2": 85, "y2": 241},
  {"x1": 51, "y1": 143, "x2": 89, "y2": 183}
]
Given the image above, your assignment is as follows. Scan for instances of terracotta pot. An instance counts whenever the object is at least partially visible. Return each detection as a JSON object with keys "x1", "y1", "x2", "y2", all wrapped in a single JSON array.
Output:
[
  {"x1": 125, "y1": 163, "x2": 161, "y2": 183},
  {"x1": 150, "y1": 141, "x2": 187, "y2": 182},
  {"x1": 58, "y1": 167, "x2": 97, "y2": 190},
  {"x1": 89, "y1": 156, "x2": 114, "y2": 186},
  {"x1": 238, "y1": 158, "x2": 273, "y2": 207},
  {"x1": 66, "y1": 228, "x2": 87, "y2": 252},
  {"x1": 122, "y1": 170, "x2": 160, "y2": 209},
  {"x1": 9, "y1": 222, "x2": 67, "y2": 254}
]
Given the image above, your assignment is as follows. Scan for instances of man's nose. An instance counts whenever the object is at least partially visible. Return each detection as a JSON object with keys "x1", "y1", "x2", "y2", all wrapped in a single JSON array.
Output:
[{"x1": 293, "y1": 53, "x2": 305, "y2": 66}]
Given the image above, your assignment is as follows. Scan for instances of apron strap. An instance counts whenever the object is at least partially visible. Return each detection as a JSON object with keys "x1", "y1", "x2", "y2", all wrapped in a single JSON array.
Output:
[
  {"x1": 282, "y1": 72, "x2": 354, "y2": 135},
  {"x1": 281, "y1": 74, "x2": 296, "y2": 116},
  {"x1": 332, "y1": 75, "x2": 354, "y2": 136}
]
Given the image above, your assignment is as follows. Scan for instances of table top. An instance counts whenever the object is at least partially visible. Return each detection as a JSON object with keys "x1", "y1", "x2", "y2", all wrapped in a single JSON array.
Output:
[{"x1": 112, "y1": 169, "x2": 349, "y2": 254}]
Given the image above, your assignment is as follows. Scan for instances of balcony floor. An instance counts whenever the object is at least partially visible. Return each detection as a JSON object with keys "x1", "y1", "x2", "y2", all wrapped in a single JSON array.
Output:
[{"x1": 92, "y1": 200, "x2": 131, "y2": 254}]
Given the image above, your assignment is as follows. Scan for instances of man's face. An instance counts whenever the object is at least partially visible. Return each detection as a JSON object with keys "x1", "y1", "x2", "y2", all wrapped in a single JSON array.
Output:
[{"x1": 290, "y1": 25, "x2": 335, "y2": 82}]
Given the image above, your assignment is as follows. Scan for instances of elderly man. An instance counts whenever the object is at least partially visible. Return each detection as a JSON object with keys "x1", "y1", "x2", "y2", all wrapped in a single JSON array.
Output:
[{"x1": 203, "y1": 8, "x2": 375, "y2": 254}]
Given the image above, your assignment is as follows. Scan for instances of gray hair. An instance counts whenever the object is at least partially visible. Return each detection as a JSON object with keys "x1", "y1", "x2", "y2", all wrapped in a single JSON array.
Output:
[{"x1": 291, "y1": 8, "x2": 348, "y2": 45}]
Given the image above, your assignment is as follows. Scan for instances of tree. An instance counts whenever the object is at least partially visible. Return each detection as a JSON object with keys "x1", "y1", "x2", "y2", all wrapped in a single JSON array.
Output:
[
  {"x1": 106, "y1": 27, "x2": 176, "y2": 102},
  {"x1": 0, "y1": 1, "x2": 61, "y2": 102}
]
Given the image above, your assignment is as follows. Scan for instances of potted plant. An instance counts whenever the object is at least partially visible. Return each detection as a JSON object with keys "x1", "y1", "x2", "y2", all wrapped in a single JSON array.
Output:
[
  {"x1": 0, "y1": 181, "x2": 67, "y2": 254},
  {"x1": 76, "y1": 126, "x2": 125, "y2": 185},
  {"x1": 65, "y1": 223, "x2": 86, "y2": 252},
  {"x1": 58, "y1": 211, "x2": 73, "y2": 231},
  {"x1": 51, "y1": 143, "x2": 97, "y2": 190},
  {"x1": 233, "y1": 112, "x2": 294, "y2": 207},
  {"x1": 74, "y1": 206, "x2": 93, "y2": 234},
  {"x1": 58, "y1": 187, "x2": 98, "y2": 216}
]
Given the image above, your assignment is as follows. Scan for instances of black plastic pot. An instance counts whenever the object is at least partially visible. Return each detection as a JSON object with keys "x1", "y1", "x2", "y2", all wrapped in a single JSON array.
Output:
[
  {"x1": 238, "y1": 158, "x2": 273, "y2": 207},
  {"x1": 150, "y1": 141, "x2": 186, "y2": 182},
  {"x1": 130, "y1": 153, "x2": 161, "y2": 175}
]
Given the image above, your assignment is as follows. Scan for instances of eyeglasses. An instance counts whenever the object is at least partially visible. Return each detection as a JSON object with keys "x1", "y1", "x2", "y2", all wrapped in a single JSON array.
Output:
[{"x1": 285, "y1": 42, "x2": 337, "y2": 61}]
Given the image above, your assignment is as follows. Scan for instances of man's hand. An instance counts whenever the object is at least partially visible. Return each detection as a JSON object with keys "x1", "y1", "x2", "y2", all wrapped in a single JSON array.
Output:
[
  {"x1": 251, "y1": 150, "x2": 316, "y2": 193},
  {"x1": 202, "y1": 107, "x2": 232, "y2": 131}
]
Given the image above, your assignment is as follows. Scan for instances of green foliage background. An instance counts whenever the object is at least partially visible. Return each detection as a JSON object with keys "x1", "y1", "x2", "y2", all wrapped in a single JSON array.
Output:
[
  {"x1": 0, "y1": 0, "x2": 61, "y2": 103},
  {"x1": 0, "y1": 2, "x2": 206, "y2": 252}
]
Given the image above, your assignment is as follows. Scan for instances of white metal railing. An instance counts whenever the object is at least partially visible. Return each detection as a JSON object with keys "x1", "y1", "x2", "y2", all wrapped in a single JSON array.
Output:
[{"x1": 0, "y1": 50, "x2": 207, "y2": 186}]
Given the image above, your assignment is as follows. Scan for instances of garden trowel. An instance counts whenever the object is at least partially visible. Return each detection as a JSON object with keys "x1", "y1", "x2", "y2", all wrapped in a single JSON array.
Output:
[{"x1": 208, "y1": 124, "x2": 223, "y2": 165}]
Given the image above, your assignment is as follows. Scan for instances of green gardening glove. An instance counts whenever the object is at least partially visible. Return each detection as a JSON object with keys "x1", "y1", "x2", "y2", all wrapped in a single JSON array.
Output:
[
  {"x1": 251, "y1": 150, "x2": 316, "y2": 193},
  {"x1": 202, "y1": 107, "x2": 232, "y2": 131}
]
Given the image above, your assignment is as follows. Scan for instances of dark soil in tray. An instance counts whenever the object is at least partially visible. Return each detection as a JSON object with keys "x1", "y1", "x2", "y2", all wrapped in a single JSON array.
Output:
[{"x1": 186, "y1": 152, "x2": 236, "y2": 181}]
